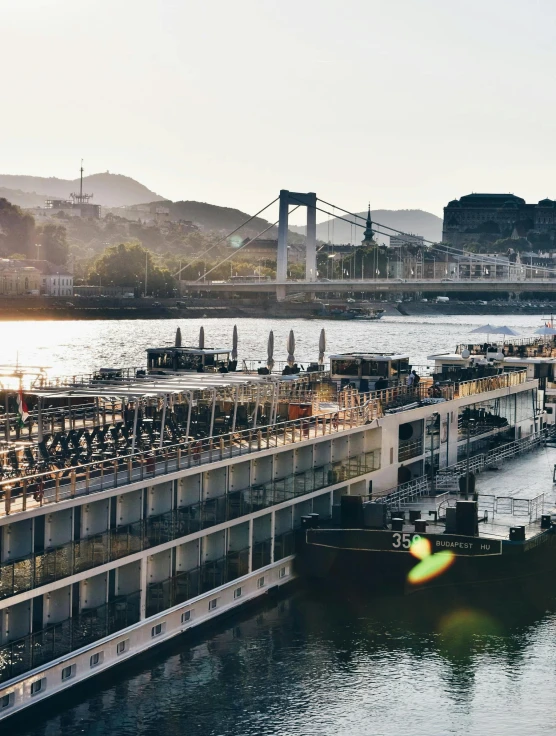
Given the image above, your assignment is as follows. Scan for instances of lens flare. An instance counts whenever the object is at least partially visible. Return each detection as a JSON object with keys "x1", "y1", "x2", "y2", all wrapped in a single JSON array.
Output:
[
  {"x1": 409, "y1": 536, "x2": 431, "y2": 560},
  {"x1": 407, "y1": 550, "x2": 455, "y2": 584}
]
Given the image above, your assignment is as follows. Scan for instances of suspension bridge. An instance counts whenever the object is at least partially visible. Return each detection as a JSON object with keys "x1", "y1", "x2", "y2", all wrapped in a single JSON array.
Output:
[{"x1": 175, "y1": 190, "x2": 556, "y2": 301}]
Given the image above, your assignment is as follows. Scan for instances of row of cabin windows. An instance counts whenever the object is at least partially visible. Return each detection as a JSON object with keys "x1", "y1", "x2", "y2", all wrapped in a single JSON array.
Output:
[
  {"x1": 0, "y1": 640, "x2": 131, "y2": 709},
  {"x1": 0, "y1": 572, "x2": 287, "y2": 710}
]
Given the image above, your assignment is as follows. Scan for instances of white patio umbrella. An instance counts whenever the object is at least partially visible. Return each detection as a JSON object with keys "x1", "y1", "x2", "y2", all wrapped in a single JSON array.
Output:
[
  {"x1": 287, "y1": 329, "x2": 295, "y2": 367},
  {"x1": 175, "y1": 327, "x2": 182, "y2": 347},
  {"x1": 534, "y1": 325, "x2": 556, "y2": 336},
  {"x1": 469, "y1": 324, "x2": 520, "y2": 340},
  {"x1": 267, "y1": 330, "x2": 275, "y2": 371},
  {"x1": 199, "y1": 326, "x2": 205, "y2": 350},
  {"x1": 231, "y1": 325, "x2": 238, "y2": 361},
  {"x1": 492, "y1": 326, "x2": 521, "y2": 337},
  {"x1": 318, "y1": 328, "x2": 326, "y2": 365}
]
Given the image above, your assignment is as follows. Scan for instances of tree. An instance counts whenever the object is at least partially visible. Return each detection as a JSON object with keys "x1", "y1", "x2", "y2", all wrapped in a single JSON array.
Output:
[
  {"x1": 88, "y1": 242, "x2": 175, "y2": 296},
  {"x1": 0, "y1": 198, "x2": 35, "y2": 257},
  {"x1": 37, "y1": 223, "x2": 69, "y2": 264}
]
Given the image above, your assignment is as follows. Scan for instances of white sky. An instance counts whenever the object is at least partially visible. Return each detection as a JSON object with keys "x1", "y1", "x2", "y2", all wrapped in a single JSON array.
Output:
[{"x1": 1, "y1": 0, "x2": 555, "y2": 221}]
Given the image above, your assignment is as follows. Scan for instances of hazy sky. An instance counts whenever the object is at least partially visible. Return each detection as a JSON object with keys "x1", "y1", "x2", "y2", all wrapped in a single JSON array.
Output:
[{"x1": 2, "y1": 0, "x2": 555, "y2": 221}]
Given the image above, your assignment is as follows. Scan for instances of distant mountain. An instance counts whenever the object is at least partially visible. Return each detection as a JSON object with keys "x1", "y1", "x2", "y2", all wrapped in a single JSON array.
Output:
[
  {"x1": 290, "y1": 209, "x2": 443, "y2": 245},
  {"x1": 0, "y1": 173, "x2": 164, "y2": 208},
  {"x1": 0, "y1": 188, "x2": 47, "y2": 208}
]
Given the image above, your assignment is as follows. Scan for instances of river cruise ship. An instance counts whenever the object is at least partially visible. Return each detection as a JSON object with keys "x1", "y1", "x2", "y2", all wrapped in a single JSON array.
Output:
[{"x1": 0, "y1": 331, "x2": 546, "y2": 720}]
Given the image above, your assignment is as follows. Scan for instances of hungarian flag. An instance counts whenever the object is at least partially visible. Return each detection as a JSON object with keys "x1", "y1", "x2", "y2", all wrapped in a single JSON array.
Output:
[{"x1": 17, "y1": 388, "x2": 29, "y2": 427}]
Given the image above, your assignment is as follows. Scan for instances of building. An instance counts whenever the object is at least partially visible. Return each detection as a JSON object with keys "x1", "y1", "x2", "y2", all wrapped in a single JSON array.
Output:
[
  {"x1": 15, "y1": 260, "x2": 74, "y2": 296},
  {"x1": 389, "y1": 233, "x2": 424, "y2": 248},
  {"x1": 443, "y1": 193, "x2": 556, "y2": 247},
  {"x1": 0, "y1": 261, "x2": 41, "y2": 295}
]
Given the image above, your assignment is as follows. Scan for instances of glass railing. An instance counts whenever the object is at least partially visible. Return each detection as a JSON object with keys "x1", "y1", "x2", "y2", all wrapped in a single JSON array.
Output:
[
  {"x1": 145, "y1": 532, "x2": 295, "y2": 620},
  {"x1": 273, "y1": 530, "x2": 295, "y2": 561},
  {"x1": 0, "y1": 399, "x2": 382, "y2": 519},
  {"x1": 0, "y1": 450, "x2": 380, "y2": 601},
  {"x1": 0, "y1": 591, "x2": 140, "y2": 685},
  {"x1": 146, "y1": 548, "x2": 250, "y2": 618}
]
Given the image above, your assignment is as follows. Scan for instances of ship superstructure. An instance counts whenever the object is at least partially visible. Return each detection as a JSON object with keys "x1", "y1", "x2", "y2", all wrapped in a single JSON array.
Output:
[{"x1": 0, "y1": 335, "x2": 544, "y2": 719}]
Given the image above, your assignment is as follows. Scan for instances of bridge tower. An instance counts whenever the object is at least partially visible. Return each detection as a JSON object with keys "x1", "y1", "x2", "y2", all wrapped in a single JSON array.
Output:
[{"x1": 277, "y1": 190, "x2": 317, "y2": 284}]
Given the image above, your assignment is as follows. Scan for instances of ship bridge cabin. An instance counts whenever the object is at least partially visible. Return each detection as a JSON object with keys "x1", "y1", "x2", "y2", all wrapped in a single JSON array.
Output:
[
  {"x1": 329, "y1": 352, "x2": 410, "y2": 391},
  {"x1": 147, "y1": 347, "x2": 235, "y2": 374},
  {"x1": 429, "y1": 350, "x2": 556, "y2": 423}
]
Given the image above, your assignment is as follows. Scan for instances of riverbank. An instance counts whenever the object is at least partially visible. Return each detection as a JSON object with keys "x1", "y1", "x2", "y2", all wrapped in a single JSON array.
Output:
[{"x1": 0, "y1": 297, "x2": 555, "y2": 320}]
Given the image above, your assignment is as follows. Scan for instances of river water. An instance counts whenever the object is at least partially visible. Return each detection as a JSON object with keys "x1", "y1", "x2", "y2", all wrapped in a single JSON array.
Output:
[{"x1": 3, "y1": 314, "x2": 556, "y2": 736}]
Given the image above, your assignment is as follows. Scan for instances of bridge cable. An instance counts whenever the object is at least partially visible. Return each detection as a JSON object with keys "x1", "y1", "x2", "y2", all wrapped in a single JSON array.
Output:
[
  {"x1": 193, "y1": 205, "x2": 301, "y2": 283},
  {"x1": 173, "y1": 196, "x2": 279, "y2": 278},
  {"x1": 309, "y1": 196, "x2": 556, "y2": 278},
  {"x1": 317, "y1": 196, "x2": 556, "y2": 276}
]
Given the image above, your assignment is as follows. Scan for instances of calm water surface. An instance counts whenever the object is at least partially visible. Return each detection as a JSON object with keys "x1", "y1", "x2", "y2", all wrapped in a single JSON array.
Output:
[{"x1": 2, "y1": 314, "x2": 555, "y2": 736}]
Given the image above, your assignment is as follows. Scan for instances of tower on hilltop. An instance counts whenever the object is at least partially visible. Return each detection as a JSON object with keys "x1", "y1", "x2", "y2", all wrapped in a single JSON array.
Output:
[{"x1": 70, "y1": 160, "x2": 93, "y2": 205}]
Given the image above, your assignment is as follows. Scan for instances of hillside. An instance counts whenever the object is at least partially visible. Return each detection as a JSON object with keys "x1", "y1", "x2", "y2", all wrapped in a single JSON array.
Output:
[
  {"x1": 0, "y1": 173, "x2": 164, "y2": 208},
  {"x1": 290, "y1": 209, "x2": 443, "y2": 244},
  {"x1": 152, "y1": 200, "x2": 304, "y2": 241}
]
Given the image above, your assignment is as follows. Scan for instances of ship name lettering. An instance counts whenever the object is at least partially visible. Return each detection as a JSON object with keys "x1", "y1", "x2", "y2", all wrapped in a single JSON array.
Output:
[
  {"x1": 435, "y1": 540, "x2": 473, "y2": 549},
  {"x1": 480, "y1": 544, "x2": 490, "y2": 550}
]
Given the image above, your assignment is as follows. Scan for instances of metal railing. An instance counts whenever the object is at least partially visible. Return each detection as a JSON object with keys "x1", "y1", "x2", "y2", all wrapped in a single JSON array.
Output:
[
  {"x1": 374, "y1": 477, "x2": 431, "y2": 508},
  {"x1": 0, "y1": 399, "x2": 381, "y2": 519},
  {"x1": 398, "y1": 437, "x2": 424, "y2": 462},
  {"x1": 0, "y1": 450, "x2": 379, "y2": 599},
  {"x1": 0, "y1": 591, "x2": 140, "y2": 685},
  {"x1": 477, "y1": 493, "x2": 544, "y2": 523},
  {"x1": 436, "y1": 430, "x2": 546, "y2": 489},
  {"x1": 343, "y1": 371, "x2": 528, "y2": 416}
]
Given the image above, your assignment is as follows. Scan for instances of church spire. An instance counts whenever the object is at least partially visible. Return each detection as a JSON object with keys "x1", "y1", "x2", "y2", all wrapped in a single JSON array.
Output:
[{"x1": 362, "y1": 202, "x2": 374, "y2": 244}]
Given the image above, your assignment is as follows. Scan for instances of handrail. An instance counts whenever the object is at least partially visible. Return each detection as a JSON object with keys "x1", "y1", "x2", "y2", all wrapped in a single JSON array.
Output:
[{"x1": 0, "y1": 401, "x2": 381, "y2": 519}]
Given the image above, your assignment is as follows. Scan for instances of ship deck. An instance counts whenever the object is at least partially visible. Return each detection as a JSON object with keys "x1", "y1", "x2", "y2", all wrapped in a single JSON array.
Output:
[{"x1": 402, "y1": 443, "x2": 556, "y2": 541}]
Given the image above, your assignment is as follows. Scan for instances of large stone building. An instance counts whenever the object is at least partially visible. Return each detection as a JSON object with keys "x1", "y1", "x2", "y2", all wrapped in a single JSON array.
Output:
[
  {"x1": 0, "y1": 261, "x2": 41, "y2": 295},
  {"x1": 443, "y1": 193, "x2": 556, "y2": 246}
]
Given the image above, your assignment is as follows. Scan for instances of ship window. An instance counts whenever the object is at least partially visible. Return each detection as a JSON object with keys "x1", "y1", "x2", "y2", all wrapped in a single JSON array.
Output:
[
  {"x1": 234, "y1": 587, "x2": 242, "y2": 599},
  {"x1": 181, "y1": 610, "x2": 192, "y2": 623},
  {"x1": 31, "y1": 679, "x2": 45, "y2": 695},
  {"x1": 331, "y1": 359, "x2": 359, "y2": 376},
  {"x1": 279, "y1": 566, "x2": 288, "y2": 578},
  {"x1": 90, "y1": 652, "x2": 104, "y2": 668},
  {"x1": 151, "y1": 623, "x2": 165, "y2": 637},
  {"x1": 208, "y1": 598, "x2": 218, "y2": 610},
  {"x1": 62, "y1": 665, "x2": 76, "y2": 681},
  {"x1": 1, "y1": 693, "x2": 14, "y2": 709},
  {"x1": 257, "y1": 576, "x2": 265, "y2": 589},
  {"x1": 116, "y1": 639, "x2": 129, "y2": 655}
]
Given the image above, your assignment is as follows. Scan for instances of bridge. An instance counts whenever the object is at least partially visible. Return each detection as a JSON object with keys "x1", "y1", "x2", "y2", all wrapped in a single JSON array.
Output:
[
  {"x1": 175, "y1": 189, "x2": 556, "y2": 301},
  {"x1": 180, "y1": 278, "x2": 556, "y2": 298}
]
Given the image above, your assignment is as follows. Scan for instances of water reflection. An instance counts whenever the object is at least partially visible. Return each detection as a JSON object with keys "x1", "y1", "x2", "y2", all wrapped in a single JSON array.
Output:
[{"x1": 9, "y1": 578, "x2": 556, "y2": 736}]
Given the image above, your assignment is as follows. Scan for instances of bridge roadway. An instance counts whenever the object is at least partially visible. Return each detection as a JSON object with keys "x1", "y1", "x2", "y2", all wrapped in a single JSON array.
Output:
[{"x1": 181, "y1": 278, "x2": 556, "y2": 298}]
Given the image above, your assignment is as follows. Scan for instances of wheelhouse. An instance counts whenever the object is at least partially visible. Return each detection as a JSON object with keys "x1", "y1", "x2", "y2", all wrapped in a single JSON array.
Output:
[
  {"x1": 147, "y1": 347, "x2": 234, "y2": 374},
  {"x1": 329, "y1": 352, "x2": 410, "y2": 390}
]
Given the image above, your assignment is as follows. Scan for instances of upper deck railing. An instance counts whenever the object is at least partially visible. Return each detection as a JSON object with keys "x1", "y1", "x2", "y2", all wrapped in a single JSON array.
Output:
[
  {"x1": 0, "y1": 369, "x2": 532, "y2": 520},
  {"x1": 341, "y1": 370, "x2": 529, "y2": 413},
  {"x1": 0, "y1": 398, "x2": 381, "y2": 520},
  {"x1": 456, "y1": 336, "x2": 556, "y2": 359}
]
